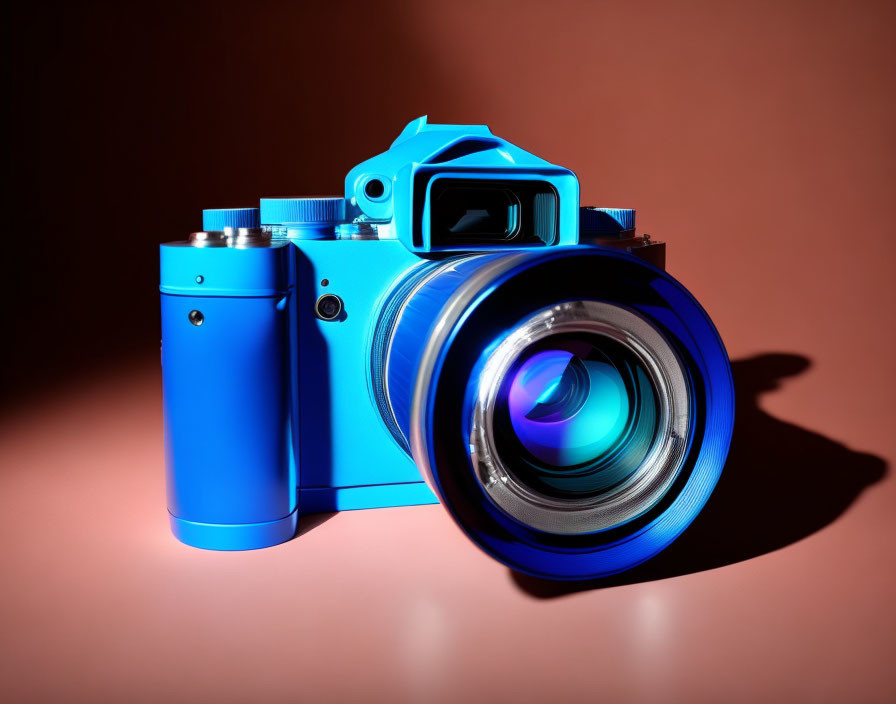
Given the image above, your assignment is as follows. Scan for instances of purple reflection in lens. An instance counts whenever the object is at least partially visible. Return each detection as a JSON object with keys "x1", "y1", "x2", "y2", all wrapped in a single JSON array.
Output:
[{"x1": 507, "y1": 349, "x2": 629, "y2": 467}]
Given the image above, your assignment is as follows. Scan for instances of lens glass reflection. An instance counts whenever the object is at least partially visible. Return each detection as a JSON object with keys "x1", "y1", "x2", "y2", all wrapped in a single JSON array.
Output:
[{"x1": 494, "y1": 333, "x2": 660, "y2": 500}]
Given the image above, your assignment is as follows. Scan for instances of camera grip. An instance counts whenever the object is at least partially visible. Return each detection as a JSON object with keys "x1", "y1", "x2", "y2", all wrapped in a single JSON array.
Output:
[{"x1": 160, "y1": 245, "x2": 296, "y2": 550}]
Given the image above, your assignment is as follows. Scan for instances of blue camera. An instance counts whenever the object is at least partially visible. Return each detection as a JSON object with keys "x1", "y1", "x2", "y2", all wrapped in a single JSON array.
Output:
[{"x1": 160, "y1": 117, "x2": 734, "y2": 580}]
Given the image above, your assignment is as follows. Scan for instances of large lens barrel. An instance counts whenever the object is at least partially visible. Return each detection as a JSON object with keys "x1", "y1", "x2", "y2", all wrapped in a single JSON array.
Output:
[{"x1": 373, "y1": 247, "x2": 733, "y2": 580}]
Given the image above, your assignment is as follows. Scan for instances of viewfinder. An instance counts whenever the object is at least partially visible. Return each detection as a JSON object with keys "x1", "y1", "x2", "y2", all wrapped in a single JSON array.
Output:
[{"x1": 429, "y1": 179, "x2": 558, "y2": 246}]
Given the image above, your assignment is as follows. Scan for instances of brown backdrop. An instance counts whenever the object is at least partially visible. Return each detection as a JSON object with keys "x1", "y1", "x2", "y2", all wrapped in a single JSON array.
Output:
[
  {"x1": 5, "y1": 0, "x2": 895, "y2": 418},
  {"x1": 2, "y1": 1, "x2": 895, "y2": 701}
]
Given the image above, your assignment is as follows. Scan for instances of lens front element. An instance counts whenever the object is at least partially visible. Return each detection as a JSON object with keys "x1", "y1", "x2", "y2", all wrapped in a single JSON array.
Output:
[
  {"x1": 470, "y1": 300, "x2": 690, "y2": 535},
  {"x1": 501, "y1": 335, "x2": 659, "y2": 499}
]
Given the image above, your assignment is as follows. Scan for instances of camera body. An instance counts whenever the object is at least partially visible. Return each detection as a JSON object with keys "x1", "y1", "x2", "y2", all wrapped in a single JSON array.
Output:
[{"x1": 161, "y1": 117, "x2": 730, "y2": 580}]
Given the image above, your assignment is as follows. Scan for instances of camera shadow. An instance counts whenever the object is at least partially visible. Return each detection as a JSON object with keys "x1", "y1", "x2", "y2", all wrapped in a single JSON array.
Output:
[
  {"x1": 297, "y1": 511, "x2": 337, "y2": 537},
  {"x1": 510, "y1": 353, "x2": 888, "y2": 598}
]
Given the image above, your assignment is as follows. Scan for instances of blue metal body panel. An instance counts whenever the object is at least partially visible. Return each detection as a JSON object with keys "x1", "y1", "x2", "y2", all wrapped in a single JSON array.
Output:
[{"x1": 289, "y1": 239, "x2": 435, "y2": 501}]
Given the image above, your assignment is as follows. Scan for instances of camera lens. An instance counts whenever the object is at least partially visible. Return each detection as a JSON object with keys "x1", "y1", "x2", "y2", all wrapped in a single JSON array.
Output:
[
  {"x1": 468, "y1": 300, "x2": 690, "y2": 535},
  {"x1": 373, "y1": 247, "x2": 734, "y2": 579},
  {"x1": 496, "y1": 335, "x2": 659, "y2": 499},
  {"x1": 315, "y1": 294, "x2": 343, "y2": 321}
]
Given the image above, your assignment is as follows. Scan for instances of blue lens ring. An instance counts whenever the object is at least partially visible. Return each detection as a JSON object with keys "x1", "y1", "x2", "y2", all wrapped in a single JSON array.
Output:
[{"x1": 406, "y1": 246, "x2": 734, "y2": 580}]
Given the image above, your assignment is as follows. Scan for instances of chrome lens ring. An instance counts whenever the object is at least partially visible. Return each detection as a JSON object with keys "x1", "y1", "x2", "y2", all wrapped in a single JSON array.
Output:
[{"x1": 470, "y1": 300, "x2": 690, "y2": 534}]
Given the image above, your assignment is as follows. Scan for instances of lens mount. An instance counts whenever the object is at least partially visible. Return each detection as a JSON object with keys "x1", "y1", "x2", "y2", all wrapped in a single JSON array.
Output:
[{"x1": 470, "y1": 300, "x2": 690, "y2": 534}]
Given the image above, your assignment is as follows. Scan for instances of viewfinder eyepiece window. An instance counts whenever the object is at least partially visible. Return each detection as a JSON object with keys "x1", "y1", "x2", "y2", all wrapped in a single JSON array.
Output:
[{"x1": 429, "y1": 178, "x2": 558, "y2": 247}]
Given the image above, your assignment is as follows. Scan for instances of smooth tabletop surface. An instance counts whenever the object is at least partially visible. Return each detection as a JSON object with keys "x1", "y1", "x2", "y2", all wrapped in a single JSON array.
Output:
[{"x1": 0, "y1": 356, "x2": 893, "y2": 703}]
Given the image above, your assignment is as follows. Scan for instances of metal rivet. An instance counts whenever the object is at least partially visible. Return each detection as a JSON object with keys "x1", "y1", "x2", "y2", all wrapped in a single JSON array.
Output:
[
  {"x1": 195, "y1": 275, "x2": 204, "y2": 284},
  {"x1": 188, "y1": 310, "x2": 204, "y2": 326}
]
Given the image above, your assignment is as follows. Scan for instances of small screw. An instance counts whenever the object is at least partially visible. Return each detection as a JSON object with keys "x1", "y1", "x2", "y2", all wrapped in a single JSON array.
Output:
[{"x1": 188, "y1": 310, "x2": 204, "y2": 326}]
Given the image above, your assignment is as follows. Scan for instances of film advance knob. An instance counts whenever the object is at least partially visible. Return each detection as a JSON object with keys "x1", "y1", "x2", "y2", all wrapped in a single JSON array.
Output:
[
  {"x1": 259, "y1": 197, "x2": 346, "y2": 240},
  {"x1": 580, "y1": 207, "x2": 636, "y2": 237},
  {"x1": 201, "y1": 208, "x2": 261, "y2": 231}
]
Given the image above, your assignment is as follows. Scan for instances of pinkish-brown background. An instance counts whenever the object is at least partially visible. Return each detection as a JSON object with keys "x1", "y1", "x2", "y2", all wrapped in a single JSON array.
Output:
[{"x1": 2, "y1": 1, "x2": 894, "y2": 702}]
